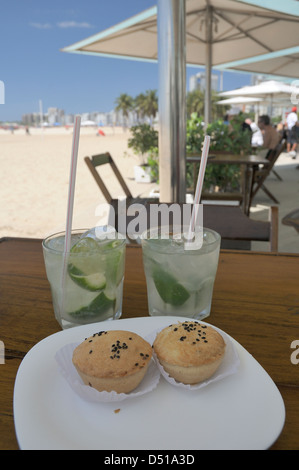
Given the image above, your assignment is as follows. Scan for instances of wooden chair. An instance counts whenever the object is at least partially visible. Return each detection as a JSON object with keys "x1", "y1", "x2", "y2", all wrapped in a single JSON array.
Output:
[
  {"x1": 84, "y1": 152, "x2": 157, "y2": 226},
  {"x1": 125, "y1": 202, "x2": 278, "y2": 251},
  {"x1": 282, "y1": 208, "x2": 299, "y2": 234},
  {"x1": 249, "y1": 140, "x2": 285, "y2": 206},
  {"x1": 202, "y1": 204, "x2": 278, "y2": 252}
]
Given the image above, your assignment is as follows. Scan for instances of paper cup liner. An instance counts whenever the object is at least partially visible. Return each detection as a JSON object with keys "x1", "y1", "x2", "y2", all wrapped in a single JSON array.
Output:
[
  {"x1": 55, "y1": 342, "x2": 160, "y2": 403},
  {"x1": 145, "y1": 323, "x2": 240, "y2": 391}
]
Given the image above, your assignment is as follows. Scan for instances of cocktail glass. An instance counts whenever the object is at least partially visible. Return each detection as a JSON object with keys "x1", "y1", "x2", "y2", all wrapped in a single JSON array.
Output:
[
  {"x1": 42, "y1": 227, "x2": 126, "y2": 329},
  {"x1": 141, "y1": 226, "x2": 220, "y2": 320}
]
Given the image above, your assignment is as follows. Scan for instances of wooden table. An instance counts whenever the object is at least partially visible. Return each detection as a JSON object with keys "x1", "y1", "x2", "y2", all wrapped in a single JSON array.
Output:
[
  {"x1": 187, "y1": 153, "x2": 269, "y2": 214},
  {"x1": 1, "y1": 237, "x2": 299, "y2": 450}
]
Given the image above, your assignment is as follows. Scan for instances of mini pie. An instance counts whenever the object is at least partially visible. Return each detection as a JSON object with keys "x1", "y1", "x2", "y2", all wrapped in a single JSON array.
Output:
[
  {"x1": 72, "y1": 330, "x2": 152, "y2": 393},
  {"x1": 153, "y1": 321, "x2": 226, "y2": 384}
]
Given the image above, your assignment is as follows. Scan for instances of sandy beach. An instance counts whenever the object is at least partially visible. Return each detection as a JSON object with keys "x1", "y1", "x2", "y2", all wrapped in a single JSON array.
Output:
[
  {"x1": 0, "y1": 126, "x2": 158, "y2": 239},
  {"x1": 1, "y1": 125, "x2": 299, "y2": 253}
]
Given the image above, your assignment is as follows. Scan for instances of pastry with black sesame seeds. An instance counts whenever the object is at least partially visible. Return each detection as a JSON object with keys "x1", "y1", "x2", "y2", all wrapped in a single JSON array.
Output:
[
  {"x1": 72, "y1": 330, "x2": 152, "y2": 393},
  {"x1": 153, "y1": 321, "x2": 225, "y2": 384}
]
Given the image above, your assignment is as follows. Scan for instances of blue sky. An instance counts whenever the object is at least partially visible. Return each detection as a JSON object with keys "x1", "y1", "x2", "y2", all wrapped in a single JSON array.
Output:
[{"x1": 0, "y1": 0, "x2": 254, "y2": 122}]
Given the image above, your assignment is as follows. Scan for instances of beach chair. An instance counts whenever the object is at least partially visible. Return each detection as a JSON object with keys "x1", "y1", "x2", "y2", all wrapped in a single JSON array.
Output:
[
  {"x1": 249, "y1": 139, "x2": 285, "y2": 206},
  {"x1": 84, "y1": 152, "x2": 157, "y2": 230}
]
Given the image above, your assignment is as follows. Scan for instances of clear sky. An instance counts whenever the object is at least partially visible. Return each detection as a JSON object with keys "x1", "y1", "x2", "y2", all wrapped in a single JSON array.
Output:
[{"x1": 0, "y1": 0, "x2": 254, "y2": 122}]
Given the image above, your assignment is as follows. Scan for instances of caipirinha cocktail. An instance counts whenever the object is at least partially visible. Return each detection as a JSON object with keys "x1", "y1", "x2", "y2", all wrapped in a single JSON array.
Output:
[{"x1": 43, "y1": 228, "x2": 126, "y2": 329}]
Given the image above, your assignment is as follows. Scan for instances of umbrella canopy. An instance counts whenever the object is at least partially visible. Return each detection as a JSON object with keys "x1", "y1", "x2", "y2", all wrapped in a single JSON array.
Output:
[
  {"x1": 219, "y1": 79, "x2": 299, "y2": 113},
  {"x1": 216, "y1": 96, "x2": 264, "y2": 105},
  {"x1": 62, "y1": 0, "x2": 299, "y2": 202},
  {"x1": 220, "y1": 80, "x2": 299, "y2": 99},
  {"x1": 81, "y1": 120, "x2": 97, "y2": 126},
  {"x1": 62, "y1": 0, "x2": 299, "y2": 144},
  {"x1": 62, "y1": 0, "x2": 299, "y2": 82}
]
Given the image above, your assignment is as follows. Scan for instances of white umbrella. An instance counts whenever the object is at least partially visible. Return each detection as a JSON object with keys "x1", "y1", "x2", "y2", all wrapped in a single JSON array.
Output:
[
  {"x1": 81, "y1": 120, "x2": 97, "y2": 126},
  {"x1": 220, "y1": 80, "x2": 299, "y2": 99},
  {"x1": 62, "y1": 0, "x2": 299, "y2": 202},
  {"x1": 216, "y1": 96, "x2": 264, "y2": 105},
  {"x1": 219, "y1": 79, "x2": 299, "y2": 114},
  {"x1": 62, "y1": 1, "x2": 299, "y2": 123}
]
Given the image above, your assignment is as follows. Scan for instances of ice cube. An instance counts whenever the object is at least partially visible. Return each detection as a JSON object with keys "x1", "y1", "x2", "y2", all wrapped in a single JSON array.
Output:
[{"x1": 81, "y1": 225, "x2": 117, "y2": 241}]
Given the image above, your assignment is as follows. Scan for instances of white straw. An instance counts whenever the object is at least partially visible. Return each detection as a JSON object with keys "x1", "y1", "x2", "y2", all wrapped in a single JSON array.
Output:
[
  {"x1": 187, "y1": 135, "x2": 210, "y2": 241},
  {"x1": 61, "y1": 115, "x2": 81, "y2": 308}
]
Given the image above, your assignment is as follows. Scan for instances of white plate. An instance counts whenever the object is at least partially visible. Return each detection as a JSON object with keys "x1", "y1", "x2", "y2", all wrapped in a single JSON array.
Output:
[{"x1": 13, "y1": 316, "x2": 285, "y2": 450}]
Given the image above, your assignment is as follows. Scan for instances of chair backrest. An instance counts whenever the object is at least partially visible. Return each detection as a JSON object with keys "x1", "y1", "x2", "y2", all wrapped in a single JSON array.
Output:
[
  {"x1": 250, "y1": 140, "x2": 285, "y2": 205},
  {"x1": 202, "y1": 204, "x2": 278, "y2": 251},
  {"x1": 265, "y1": 139, "x2": 285, "y2": 168},
  {"x1": 84, "y1": 152, "x2": 133, "y2": 204},
  {"x1": 125, "y1": 202, "x2": 278, "y2": 251}
]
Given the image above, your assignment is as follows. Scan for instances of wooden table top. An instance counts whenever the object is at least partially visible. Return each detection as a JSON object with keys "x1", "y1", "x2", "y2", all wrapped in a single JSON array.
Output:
[
  {"x1": 187, "y1": 153, "x2": 269, "y2": 165},
  {"x1": 1, "y1": 237, "x2": 299, "y2": 450}
]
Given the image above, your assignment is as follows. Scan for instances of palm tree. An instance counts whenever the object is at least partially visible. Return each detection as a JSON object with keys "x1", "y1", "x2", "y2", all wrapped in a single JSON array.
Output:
[
  {"x1": 133, "y1": 93, "x2": 146, "y2": 124},
  {"x1": 187, "y1": 89, "x2": 229, "y2": 121},
  {"x1": 186, "y1": 89, "x2": 205, "y2": 118},
  {"x1": 114, "y1": 93, "x2": 133, "y2": 128},
  {"x1": 141, "y1": 89, "x2": 158, "y2": 125}
]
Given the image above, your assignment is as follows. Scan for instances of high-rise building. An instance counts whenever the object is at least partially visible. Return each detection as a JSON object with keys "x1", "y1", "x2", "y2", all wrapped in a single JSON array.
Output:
[{"x1": 189, "y1": 72, "x2": 219, "y2": 93}]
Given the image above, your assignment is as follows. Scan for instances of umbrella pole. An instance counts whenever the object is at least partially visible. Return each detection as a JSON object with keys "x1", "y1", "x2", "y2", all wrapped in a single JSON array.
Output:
[{"x1": 157, "y1": 0, "x2": 186, "y2": 203}]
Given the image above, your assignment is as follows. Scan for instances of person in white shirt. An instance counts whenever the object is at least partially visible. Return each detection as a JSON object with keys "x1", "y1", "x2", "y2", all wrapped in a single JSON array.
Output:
[
  {"x1": 245, "y1": 118, "x2": 263, "y2": 147},
  {"x1": 286, "y1": 106, "x2": 298, "y2": 157}
]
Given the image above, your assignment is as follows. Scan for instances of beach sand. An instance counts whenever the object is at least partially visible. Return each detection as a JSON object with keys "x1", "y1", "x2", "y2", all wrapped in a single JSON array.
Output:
[{"x1": 0, "y1": 126, "x2": 158, "y2": 239}]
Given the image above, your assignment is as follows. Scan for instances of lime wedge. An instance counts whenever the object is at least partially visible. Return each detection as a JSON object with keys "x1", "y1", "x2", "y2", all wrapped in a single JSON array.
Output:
[
  {"x1": 153, "y1": 268, "x2": 190, "y2": 306},
  {"x1": 68, "y1": 237, "x2": 101, "y2": 273},
  {"x1": 69, "y1": 289, "x2": 116, "y2": 320},
  {"x1": 69, "y1": 270, "x2": 106, "y2": 291},
  {"x1": 71, "y1": 237, "x2": 99, "y2": 253}
]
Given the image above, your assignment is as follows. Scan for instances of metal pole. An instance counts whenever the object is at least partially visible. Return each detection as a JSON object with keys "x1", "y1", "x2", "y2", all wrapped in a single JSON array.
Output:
[
  {"x1": 157, "y1": 0, "x2": 186, "y2": 203},
  {"x1": 204, "y1": 5, "x2": 213, "y2": 127}
]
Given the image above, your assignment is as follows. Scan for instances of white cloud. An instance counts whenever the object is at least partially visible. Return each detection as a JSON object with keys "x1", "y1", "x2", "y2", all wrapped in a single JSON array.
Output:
[
  {"x1": 56, "y1": 21, "x2": 93, "y2": 28},
  {"x1": 30, "y1": 22, "x2": 52, "y2": 29}
]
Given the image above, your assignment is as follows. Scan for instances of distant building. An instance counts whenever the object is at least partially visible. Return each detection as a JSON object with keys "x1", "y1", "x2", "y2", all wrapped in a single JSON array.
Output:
[
  {"x1": 21, "y1": 107, "x2": 147, "y2": 127},
  {"x1": 189, "y1": 72, "x2": 219, "y2": 93},
  {"x1": 47, "y1": 107, "x2": 65, "y2": 125},
  {"x1": 22, "y1": 113, "x2": 40, "y2": 126}
]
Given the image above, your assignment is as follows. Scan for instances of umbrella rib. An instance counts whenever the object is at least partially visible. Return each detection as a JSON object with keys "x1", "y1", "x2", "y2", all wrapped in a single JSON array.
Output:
[
  {"x1": 269, "y1": 56, "x2": 299, "y2": 74},
  {"x1": 215, "y1": 10, "x2": 272, "y2": 53}
]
